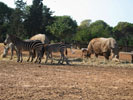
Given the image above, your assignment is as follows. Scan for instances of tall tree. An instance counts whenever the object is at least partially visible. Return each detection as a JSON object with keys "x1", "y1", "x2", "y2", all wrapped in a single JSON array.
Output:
[
  {"x1": 113, "y1": 22, "x2": 133, "y2": 47},
  {"x1": 89, "y1": 20, "x2": 112, "y2": 38},
  {"x1": 47, "y1": 16, "x2": 77, "y2": 43},
  {"x1": 74, "y1": 19, "x2": 92, "y2": 44},
  {"x1": 15, "y1": 0, "x2": 26, "y2": 11},
  {"x1": 41, "y1": 5, "x2": 54, "y2": 37},
  {"x1": 80, "y1": 19, "x2": 91, "y2": 27},
  {"x1": 25, "y1": 0, "x2": 43, "y2": 37},
  {"x1": 9, "y1": 0, "x2": 26, "y2": 38},
  {"x1": 0, "y1": 2, "x2": 13, "y2": 42}
]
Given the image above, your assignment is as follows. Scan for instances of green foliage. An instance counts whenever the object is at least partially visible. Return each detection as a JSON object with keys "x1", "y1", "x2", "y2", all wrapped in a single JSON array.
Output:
[
  {"x1": 47, "y1": 16, "x2": 77, "y2": 43},
  {"x1": 25, "y1": 0, "x2": 43, "y2": 37},
  {"x1": 0, "y1": 2, "x2": 13, "y2": 24},
  {"x1": 113, "y1": 22, "x2": 133, "y2": 46},
  {"x1": 9, "y1": 0, "x2": 27, "y2": 38},
  {"x1": 15, "y1": 0, "x2": 26, "y2": 11},
  {"x1": 73, "y1": 20, "x2": 113, "y2": 44},
  {"x1": 0, "y1": 2, "x2": 13, "y2": 42},
  {"x1": 74, "y1": 20, "x2": 91, "y2": 44},
  {"x1": 89, "y1": 20, "x2": 112, "y2": 38},
  {"x1": 41, "y1": 6, "x2": 54, "y2": 37},
  {"x1": 0, "y1": 1, "x2": 133, "y2": 47},
  {"x1": 80, "y1": 19, "x2": 91, "y2": 27}
]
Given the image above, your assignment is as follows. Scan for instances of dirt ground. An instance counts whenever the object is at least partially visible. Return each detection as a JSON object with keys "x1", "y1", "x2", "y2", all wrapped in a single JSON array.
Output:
[{"x1": 0, "y1": 43, "x2": 133, "y2": 100}]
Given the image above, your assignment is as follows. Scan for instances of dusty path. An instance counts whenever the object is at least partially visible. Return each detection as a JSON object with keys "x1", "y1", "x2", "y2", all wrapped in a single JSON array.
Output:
[{"x1": 0, "y1": 60, "x2": 133, "y2": 100}]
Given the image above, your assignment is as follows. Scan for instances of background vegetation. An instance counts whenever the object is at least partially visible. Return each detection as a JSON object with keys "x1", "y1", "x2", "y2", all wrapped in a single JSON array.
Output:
[{"x1": 0, "y1": 0, "x2": 133, "y2": 47}]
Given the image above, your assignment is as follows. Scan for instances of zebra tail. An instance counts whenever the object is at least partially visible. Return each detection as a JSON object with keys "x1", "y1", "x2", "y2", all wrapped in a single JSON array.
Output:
[{"x1": 41, "y1": 46, "x2": 45, "y2": 58}]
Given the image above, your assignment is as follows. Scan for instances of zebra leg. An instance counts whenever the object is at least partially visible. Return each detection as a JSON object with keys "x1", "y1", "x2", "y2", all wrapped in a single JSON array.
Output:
[
  {"x1": 31, "y1": 50, "x2": 36, "y2": 62},
  {"x1": 34, "y1": 56, "x2": 38, "y2": 63},
  {"x1": 36, "y1": 50, "x2": 42, "y2": 64},
  {"x1": 38, "y1": 52, "x2": 42, "y2": 64},
  {"x1": 36, "y1": 52, "x2": 42, "y2": 63},
  {"x1": 50, "y1": 53, "x2": 53, "y2": 64},
  {"x1": 58, "y1": 53, "x2": 63, "y2": 64},
  {"x1": 20, "y1": 52, "x2": 23, "y2": 62},
  {"x1": 27, "y1": 52, "x2": 30, "y2": 62},
  {"x1": 65, "y1": 56, "x2": 69, "y2": 64},
  {"x1": 58, "y1": 56, "x2": 62, "y2": 64},
  {"x1": 34, "y1": 50, "x2": 39, "y2": 63},
  {"x1": 10, "y1": 43, "x2": 15, "y2": 60},
  {"x1": 30, "y1": 52, "x2": 34, "y2": 62},
  {"x1": 17, "y1": 51, "x2": 20, "y2": 62},
  {"x1": 38, "y1": 47, "x2": 45, "y2": 64},
  {"x1": 10, "y1": 47, "x2": 13, "y2": 60},
  {"x1": 27, "y1": 51, "x2": 32, "y2": 62},
  {"x1": 45, "y1": 52, "x2": 49, "y2": 64},
  {"x1": 61, "y1": 54, "x2": 65, "y2": 64}
]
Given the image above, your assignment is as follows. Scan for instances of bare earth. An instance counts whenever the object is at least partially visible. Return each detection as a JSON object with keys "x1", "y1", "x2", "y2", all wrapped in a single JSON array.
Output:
[{"x1": 0, "y1": 43, "x2": 133, "y2": 100}]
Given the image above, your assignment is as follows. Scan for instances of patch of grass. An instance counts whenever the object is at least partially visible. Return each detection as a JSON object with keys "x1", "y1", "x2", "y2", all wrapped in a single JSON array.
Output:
[{"x1": 0, "y1": 51, "x2": 133, "y2": 68}]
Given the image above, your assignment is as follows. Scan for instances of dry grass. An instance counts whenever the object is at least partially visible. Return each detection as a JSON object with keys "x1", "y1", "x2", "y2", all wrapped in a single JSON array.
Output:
[
  {"x1": 0, "y1": 43, "x2": 133, "y2": 100},
  {"x1": 0, "y1": 43, "x2": 133, "y2": 68}
]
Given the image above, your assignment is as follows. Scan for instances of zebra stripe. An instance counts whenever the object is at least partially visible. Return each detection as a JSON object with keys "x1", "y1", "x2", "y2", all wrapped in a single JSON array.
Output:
[
  {"x1": 44, "y1": 43, "x2": 70, "y2": 64},
  {"x1": 4, "y1": 34, "x2": 44, "y2": 63}
]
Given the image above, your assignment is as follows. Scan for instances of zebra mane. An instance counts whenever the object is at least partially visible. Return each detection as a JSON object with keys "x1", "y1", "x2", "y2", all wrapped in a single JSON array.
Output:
[{"x1": 9, "y1": 34, "x2": 23, "y2": 43}]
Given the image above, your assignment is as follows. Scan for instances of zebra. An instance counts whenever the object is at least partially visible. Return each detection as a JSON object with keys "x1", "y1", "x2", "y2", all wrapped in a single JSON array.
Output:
[
  {"x1": 2, "y1": 34, "x2": 49, "y2": 61},
  {"x1": 2, "y1": 42, "x2": 17, "y2": 60},
  {"x1": 2, "y1": 39, "x2": 35, "y2": 62},
  {"x1": 44, "y1": 43, "x2": 73, "y2": 64},
  {"x1": 4, "y1": 34, "x2": 44, "y2": 63}
]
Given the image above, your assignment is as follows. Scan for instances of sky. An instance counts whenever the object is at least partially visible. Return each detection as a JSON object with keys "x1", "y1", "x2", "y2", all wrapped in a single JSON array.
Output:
[{"x1": 1, "y1": 0, "x2": 133, "y2": 26}]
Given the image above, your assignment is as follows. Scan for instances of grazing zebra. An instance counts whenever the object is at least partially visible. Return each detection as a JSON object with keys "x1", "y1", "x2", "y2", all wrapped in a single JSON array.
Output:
[
  {"x1": 2, "y1": 39, "x2": 34, "y2": 62},
  {"x1": 44, "y1": 43, "x2": 73, "y2": 64},
  {"x1": 4, "y1": 34, "x2": 44, "y2": 63},
  {"x1": 2, "y1": 34, "x2": 49, "y2": 61},
  {"x1": 2, "y1": 42, "x2": 17, "y2": 60},
  {"x1": 28, "y1": 34, "x2": 50, "y2": 61}
]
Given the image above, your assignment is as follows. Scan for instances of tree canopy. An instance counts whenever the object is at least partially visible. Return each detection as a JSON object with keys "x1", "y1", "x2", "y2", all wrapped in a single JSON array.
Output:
[
  {"x1": 47, "y1": 16, "x2": 77, "y2": 43},
  {"x1": 25, "y1": 0, "x2": 43, "y2": 37},
  {"x1": 113, "y1": 22, "x2": 133, "y2": 46},
  {"x1": 0, "y1": 2, "x2": 13, "y2": 42},
  {"x1": 0, "y1": 1, "x2": 133, "y2": 47}
]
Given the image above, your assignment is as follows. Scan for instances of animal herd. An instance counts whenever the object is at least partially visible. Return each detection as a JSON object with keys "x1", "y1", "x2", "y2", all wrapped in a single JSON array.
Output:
[{"x1": 1, "y1": 33, "x2": 120, "y2": 64}]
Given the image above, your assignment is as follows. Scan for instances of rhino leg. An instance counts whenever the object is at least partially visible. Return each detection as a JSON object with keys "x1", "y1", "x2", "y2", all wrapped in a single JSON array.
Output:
[{"x1": 103, "y1": 52, "x2": 109, "y2": 60}]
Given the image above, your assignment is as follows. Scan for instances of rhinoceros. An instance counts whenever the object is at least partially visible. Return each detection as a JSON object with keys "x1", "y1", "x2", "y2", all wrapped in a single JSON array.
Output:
[{"x1": 87, "y1": 37, "x2": 119, "y2": 60}]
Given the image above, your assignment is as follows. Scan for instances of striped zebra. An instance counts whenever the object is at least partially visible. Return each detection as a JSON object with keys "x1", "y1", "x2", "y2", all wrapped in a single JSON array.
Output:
[
  {"x1": 2, "y1": 34, "x2": 49, "y2": 61},
  {"x1": 44, "y1": 43, "x2": 73, "y2": 64},
  {"x1": 4, "y1": 34, "x2": 44, "y2": 63},
  {"x1": 2, "y1": 40, "x2": 35, "y2": 62}
]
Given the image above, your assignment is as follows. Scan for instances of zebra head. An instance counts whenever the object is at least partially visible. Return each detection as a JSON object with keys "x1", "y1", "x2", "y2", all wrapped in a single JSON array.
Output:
[{"x1": 4, "y1": 34, "x2": 11, "y2": 45}]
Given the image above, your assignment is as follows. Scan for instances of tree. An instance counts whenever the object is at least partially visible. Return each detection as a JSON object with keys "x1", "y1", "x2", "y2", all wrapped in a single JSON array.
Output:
[
  {"x1": 113, "y1": 22, "x2": 133, "y2": 47},
  {"x1": 25, "y1": 0, "x2": 43, "y2": 37},
  {"x1": 80, "y1": 19, "x2": 91, "y2": 27},
  {"x1": 89, "y1": 20, "x2": 112, "y2": 38},
  {"x1": 41, "y1": 6, "x2": 54, "y2": 37},
  {"x1": 47, "y1": 16, "x2": 77, "y2": 43},
  {"x1": 9, "y1": 0, "x2": 27, "y2": 38},
  {"x1": 0, "y1": 2, "x2": 13, "y2": 24},
  {"x1": 0, "y1": 2, "x2": 13, "y2": 42},
  {"x1": 15, "y1": 0, "x2": 26, "y2": 11},
  {"x1": 74, "y1": 19, "x2": 92, "y2": 44}
]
